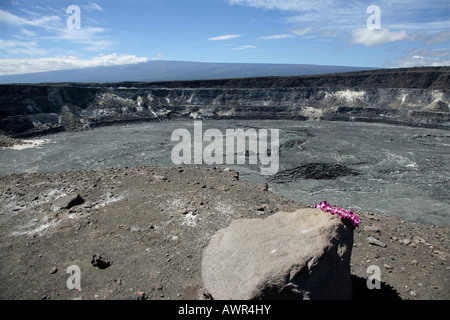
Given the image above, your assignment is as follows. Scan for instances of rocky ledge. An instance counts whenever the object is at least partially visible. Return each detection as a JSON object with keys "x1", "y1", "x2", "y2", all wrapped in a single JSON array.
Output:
[{"x1": 0, "y1": 67, "x2": 449, "y2": 137}]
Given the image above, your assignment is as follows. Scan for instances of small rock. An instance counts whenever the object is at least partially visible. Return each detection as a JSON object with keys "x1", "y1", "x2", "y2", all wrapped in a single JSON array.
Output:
[
  {"x1": 136, "y1": 292, "x2": 147, "y2": 300},
  {"x1": 253, "y1": 204, "x2": 268, "y2": 211},
  {"x1": 50, "y1": 267, "x2": 58, "y2": 274},
  {"x1": 91, "y1": 254, "x2": 111, "y2": 269},
  {"x1": 130, "y1": 226, "x2": 141, "y2": 232},
  {"x1": 53, "y1": 193, "x2": 84, "y2": 210},
  {"x1": 255, "y1": 183, "x2": 269, "y2": 191},
  {"x1": 401, "y1": 238, "x2": 411, "y2": 245},
  {"x1": 367, "y1": 236, "x2": 387, "y2": 248},
  {"x1": 364, "y1": 225, "x2": 380, "y2": 233},
  {"x1": 432, "y1": 250, "x2": 447, "y2": 261}
]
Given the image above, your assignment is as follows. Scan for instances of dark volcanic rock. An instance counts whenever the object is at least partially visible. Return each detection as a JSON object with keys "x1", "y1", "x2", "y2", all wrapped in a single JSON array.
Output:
[
  {"x1": 91, "y1": 254, "x2": 111, "y2": 269},
  {"x1": 269, "y1": 163, "x2": 361, "y2": 183}
]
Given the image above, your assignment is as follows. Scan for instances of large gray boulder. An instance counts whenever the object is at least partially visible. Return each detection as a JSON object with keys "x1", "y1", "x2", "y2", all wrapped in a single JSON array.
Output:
[{"x1": 201, "y1": 208, "x2": 354, "y2": 300}]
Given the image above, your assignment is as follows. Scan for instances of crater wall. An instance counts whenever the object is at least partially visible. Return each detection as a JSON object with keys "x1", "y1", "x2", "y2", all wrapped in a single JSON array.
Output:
[{"x1": 1, "y1": 67, "x2": 448, "y2": 136}]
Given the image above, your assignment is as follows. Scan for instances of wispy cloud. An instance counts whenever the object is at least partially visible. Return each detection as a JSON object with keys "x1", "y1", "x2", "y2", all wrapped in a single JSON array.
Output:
[
  {"x1": 290, "y1": 27, "x2": 313, "y2": 36},
  {"x1": 0, "y1": 39, "x2": 48, "y2": 56},
  {"x1": 228, "y1": 0, "x2": 332, "y2": 12},
  {"x1": 0, "y1": 8, "x2": 60, "y2": 28},
  {"x1": 0, "y1": 53, "x2": 149, "y2": 76},
  {"x1": 259, "y1": 34, "x2": 293, "y2": 40},
  {"x1": 208, "y1": 34, "x2": 243, "y2": 41},
  {"x1": 228, "y1": 0, "x2": 450, "y2": 48},
  {"x1": 51, "y1": 26, "x2": 112, "y2": 51},
  {"x1": 424, "y1": 31, "x2": 450, "y2": 45},
  {"x1": 0, "y1": 7, "x2": 113, "y2": 55},
  {"x1": 387, "y1": 48, "x2": 450, "y2": 68},
  {"x1": 351, "y1": 28, "x2": 450, "y2": 47},
  {"x1": 82, "y1": 2, "x2": 104, "y2": 12},
  {"x1": 411, "y1": 31, "x2": 450, "y2": 45},
  {"x1": 231, "y1": 45, "x2": 256, "y2": 50},
  {"x1": 351, "y1": 28, "x2": 410, "y2": 46}
]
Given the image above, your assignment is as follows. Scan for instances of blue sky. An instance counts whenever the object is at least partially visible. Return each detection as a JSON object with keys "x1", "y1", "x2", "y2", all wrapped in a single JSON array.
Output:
[{"x1": 0, "y1": 0, "x2": 449, "y2": 75}]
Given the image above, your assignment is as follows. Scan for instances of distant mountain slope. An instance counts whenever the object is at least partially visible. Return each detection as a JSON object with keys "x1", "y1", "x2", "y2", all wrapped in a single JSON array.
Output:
[
  {"x1": 130, "y1": 66, "x2": 449, "y2": 90},
  {"x1": 0, "y1": 60, "x2": 376, "y2": 84}
]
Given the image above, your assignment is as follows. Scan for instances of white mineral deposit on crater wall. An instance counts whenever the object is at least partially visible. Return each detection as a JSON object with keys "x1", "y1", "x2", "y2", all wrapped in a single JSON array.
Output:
[
  {"x1": 8, "y1": 139, "x2": 50, "y2": 150},
  {"x1": 335, "y1": 89, "x2": 366, "y2": 103}
]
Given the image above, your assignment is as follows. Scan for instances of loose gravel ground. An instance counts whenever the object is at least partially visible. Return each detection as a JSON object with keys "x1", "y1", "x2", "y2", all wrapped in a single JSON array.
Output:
[{"x1": 0, "y1": 166, "x2": 448, "y2": 300}]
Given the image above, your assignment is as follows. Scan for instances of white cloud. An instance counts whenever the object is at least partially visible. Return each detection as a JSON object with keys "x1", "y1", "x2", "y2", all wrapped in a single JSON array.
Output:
[
  {"x1": 389, "y1": 20, "x2": 450, "y2": 32},
  {"x1": 231, "y1": 45, "x2": 256, "y2": 50},
  {"x1": 208, "y1": 34, "x2": 243, "y2": 41},
  {"x1": 0, "y1": 53, "x2": 149, "y2": 76},
  {"x1": 19, "y1": 28, "x2": 37, "y2": 37},
  {"x1": 423, "y1": 31, "x2": 450, "y2": 45},
  {"x1": 259, "y1": 34, "x2": 293, "y2": 40},
  {"x1": 229, "y1": 0, "x2": 450, "y2": 50},
  {"x1": 0, "y1": 39, "x2": 48, "y2": 56},
  {"x1": 351, "y1": 28, "x2": 450, "y2": 48},
  {"x1": 228, "y1": 0, "x2": 332, "y2": 12},
  {"x1": 0, "y1": 8, "x2": 60, "y2": 28},
  {"x1": 387, "y1": 48, "x2": 450, "y2": 68},
  {"x1": 290, "y1": 27, "x2": 312, "y2": 36},
  {"x1": 50, "y1": 26, "x2": 112, "y2": 51},
  {"x1": 351, "y1": 28, "x2": 410, "y2": 46},
  {"x1": 0, "y1": 8, "x2": 112, "y2": 54},
  {"x1": 82, "y1": 2, "x2": 104, "y2": 12}
]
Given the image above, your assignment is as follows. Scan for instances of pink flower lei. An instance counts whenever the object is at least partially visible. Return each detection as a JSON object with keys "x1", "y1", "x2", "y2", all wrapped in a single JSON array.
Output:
[{"x1": 315, "y1": 201, "x2": 360, "y2": 229}]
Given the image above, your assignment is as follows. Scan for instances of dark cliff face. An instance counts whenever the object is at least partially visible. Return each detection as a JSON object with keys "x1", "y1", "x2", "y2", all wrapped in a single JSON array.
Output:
[{"x1": 0, "y1": 67, "x2": 449, "y2": 136}]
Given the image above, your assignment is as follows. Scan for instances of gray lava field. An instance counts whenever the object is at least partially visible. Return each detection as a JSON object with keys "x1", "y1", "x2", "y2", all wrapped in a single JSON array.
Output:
[{"x1": 1, "y1": 119, "x2": 448, "y2": 226}]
